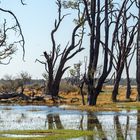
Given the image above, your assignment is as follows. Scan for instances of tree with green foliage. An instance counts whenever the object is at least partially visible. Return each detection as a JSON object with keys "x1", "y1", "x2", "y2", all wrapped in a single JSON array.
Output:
[{"x1": 68, "y1": 61, "x2": 82, "y2": 85}]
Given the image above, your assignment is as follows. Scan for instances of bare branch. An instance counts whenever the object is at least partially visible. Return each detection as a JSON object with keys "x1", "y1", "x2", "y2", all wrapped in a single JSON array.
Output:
[
  {"x1": 66, "y1": 47, "x2": 84, "y2": 61},
  {"x1": 0, "y1": 8, "x2": 25, "y2": 60},
  {"x1": 21, "y1": 0, "x2": 27, "y2": 5},
  {"x1": 0, "y1": 57, "x2": 12, "y2": 65},
  {"x1": 35, "y1": 59, "x2": 49, "y2": 73}
]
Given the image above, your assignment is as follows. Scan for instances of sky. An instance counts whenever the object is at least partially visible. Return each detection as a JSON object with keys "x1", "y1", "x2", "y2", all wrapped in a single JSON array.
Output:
[
  {"x1": 0, "y1": 0, "x2": 89, "y2": 79},
  {"x1": 0, "y1": 0, "x2": 137, "y2": 79}
]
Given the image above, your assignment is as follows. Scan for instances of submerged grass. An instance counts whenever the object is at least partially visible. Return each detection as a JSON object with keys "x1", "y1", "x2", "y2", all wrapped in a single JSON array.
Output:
[{"x1": 0, "y1": 129, "x2": 94, "y2": 140}]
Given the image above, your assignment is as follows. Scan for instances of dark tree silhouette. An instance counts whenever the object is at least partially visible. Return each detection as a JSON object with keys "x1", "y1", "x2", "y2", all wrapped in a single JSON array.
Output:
[
  {"x1": 0, "y1": 3, "x2": 25, "y2": 62},
  {"x1": 63, "y1": 0, "x2": 136, "y2": 105},
  {"x1": 125, "y1": 47, "x2": 136, "y2": 99},
  {"x1": 21, "y1": 0, "x2": 27, "y2": 5},
  {"x1": 83, "y1": 0, "x2": 129, "y2": 105},
  {"x1": 112, "y1": 0, "x2": 137, "y2": 102},
  {"x1": 137, "y1": 0, "x2": 140, "y2": 101},
  {"x1": 36, "y1": 0, "x2": 85, "y2": 100}
]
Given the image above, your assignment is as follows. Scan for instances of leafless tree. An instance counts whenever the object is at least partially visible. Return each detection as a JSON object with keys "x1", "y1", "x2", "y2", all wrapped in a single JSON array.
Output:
[
  {"x1": 63, "y1": 0, "x2": 129, "y2": 105},
  {"x1": 125, "y1": 46, "x2": 136, "y2": 99},
  {"x1": 62, "y1": 0, "x2": 137, "y2": 105},
  {"x1": 112, "y1": 1, "x2": 137, "y2": 102},
  {"x1": 136, "y1": 0, "x2": 140, "y2": 101},
  {"x1": 82, "y1": 0, "x2": 129, "y2": 105},
  {"x1": 0, "y1": 1, "x2": 25, "y2": 64},
  {"x1": 36, "y1": 0, "x2": 85, "y2": 100}
]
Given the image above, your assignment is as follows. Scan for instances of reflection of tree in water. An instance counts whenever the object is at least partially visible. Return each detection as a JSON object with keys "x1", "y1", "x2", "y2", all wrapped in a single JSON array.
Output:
[
  {"x1": 45, "y1": 114, "x2": 64, "y2": 129},
  {"x1": 137, "y1": 110, "x2": 140, "y2": 140},
  {"x1": 124, "y1": 114, "x2": 130, "y2": 139},
  {"x1": 44, "y1": 111, "x2": 139, "y2": 139},
  {"x1": 87, "y1": 113, "x2": 107, "y2": 139},
  {"x1": 114, "y1": 111, "x2": 132, "y2": 140},
  {"x1": 79, "y1": 115, "x2": 84, "y2": 130},
  {"x1": 114, "y1": 115, "x2": 125, "y2": 140}
]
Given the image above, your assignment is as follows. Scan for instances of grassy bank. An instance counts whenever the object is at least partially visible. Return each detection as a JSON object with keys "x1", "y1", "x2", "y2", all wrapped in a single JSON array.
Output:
[
  {"x1": 0, "y1": 86, "x2": 140, "y2": 111},
  {"x1": 58, "y1": 86, "x2": 140, "y2": 112},
  {"x1": 0, "y1": 129, "x2": 94, "y2": 140}
]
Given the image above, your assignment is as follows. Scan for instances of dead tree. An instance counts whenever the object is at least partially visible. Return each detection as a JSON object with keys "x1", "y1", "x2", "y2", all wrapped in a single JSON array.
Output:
[
  {"x1": 112, "y1": 1, "x2": 138, "y2": 102},
  {"x1": 0, "y1": 6, "x2": 25, "y2": 62},
  {"x1": 136, "y1": 0, "x2": 140, "y2": 101},
  {"x1": 36, "y1": 0, "x2": 85, "y2": 99},
  {"x1": 66, "y1": 0, "x2": 128, "y2": 105},
  {"x1": 64, "y1": 0, "x2": 137, "y2": 105},
  {"x1": 83, "y1": 0, "x2": 128, "y2": 105},
  {"x1": 125, "y1": 47, "x2": 136, "y2": 99}
]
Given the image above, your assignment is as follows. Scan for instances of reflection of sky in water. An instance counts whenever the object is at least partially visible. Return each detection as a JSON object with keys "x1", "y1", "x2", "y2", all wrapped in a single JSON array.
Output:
[{"x1": 0, "y1": 105, "x2": 139, "y2": 139}]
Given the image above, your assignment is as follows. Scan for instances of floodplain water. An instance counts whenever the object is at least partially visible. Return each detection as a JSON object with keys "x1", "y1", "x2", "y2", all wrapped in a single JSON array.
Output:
[{"x1": 0, "y1": 105, "x2": 139, "y2": 140}]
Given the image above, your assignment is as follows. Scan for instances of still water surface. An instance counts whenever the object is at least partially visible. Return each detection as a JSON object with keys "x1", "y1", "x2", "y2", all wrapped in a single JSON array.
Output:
[{"x1": 0, "y1": 105, "x2": 139, "y2": 140}]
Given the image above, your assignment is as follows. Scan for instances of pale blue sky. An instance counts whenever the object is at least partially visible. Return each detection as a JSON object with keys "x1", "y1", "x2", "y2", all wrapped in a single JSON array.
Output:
[
  {"x1": 0, "y1": 0, "x2": 137, "y2": 79},
  {"x1": 0, "y1": 0, "x2": 88, "y2": 79}
]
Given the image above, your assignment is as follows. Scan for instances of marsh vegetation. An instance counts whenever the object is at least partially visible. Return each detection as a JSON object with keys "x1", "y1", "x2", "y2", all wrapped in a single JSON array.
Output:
[
  {"x1": 0, "y1": 104, "x2": 139, "y2": 139},
  {"x1": 0, "y1": 0, "x2": 140, "y2": 139}
]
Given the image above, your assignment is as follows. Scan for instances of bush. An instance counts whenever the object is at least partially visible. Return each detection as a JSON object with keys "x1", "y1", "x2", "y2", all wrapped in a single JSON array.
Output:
[{"x1": 59, "y1": 81, "x2": 78, "y2": 93}]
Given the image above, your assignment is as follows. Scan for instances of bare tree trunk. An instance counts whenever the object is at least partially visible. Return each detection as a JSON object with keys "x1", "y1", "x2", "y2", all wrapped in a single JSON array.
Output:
[
  {"x1": 112, "y1": 64, "x2": 124, "y2": 102},
  {"x1": 37, "y1": 0, "x2": 85, "y2": 100},
  {"x1": 125, "y1": 61, "x2": 131, "y2": 99},
  {"x1": 87, "y1": 0, "x2": 100, "y2": 106},
  {"x1": 79, "y1": 80, "x2": 85, "y2": 105},
  {"x1": 112, "y1": 0, "x2": 137, "y2": 102},
  {"x1": 51, "y1": 81, "x2": 60, "y2": 97},
  {"x1": 46, "y1": 68, "x2": 54, "y2": 95},
  {"x1": 137, "y1": 0, "x2": 140, "y2": 101},
  {"x1": 88, "y1": 92, "x2": 96, "y2": 106},
  {"x1": 86, "y1": 0, "x2": 127, "y2": 106},
  {"x1": 88, "y1": 88, "x2": 101, "y2": 105}
]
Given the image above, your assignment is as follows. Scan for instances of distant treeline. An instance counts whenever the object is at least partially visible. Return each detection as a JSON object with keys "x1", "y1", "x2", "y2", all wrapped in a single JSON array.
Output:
[
  {"x1": 104, "y1": 78, "x2": 136, "y2": 86},
  {"x1": 0, "y1": 79, "x2": 44, "y2": 86},
  {"x1": 0, "y1": 78, "x2": 137, "y2": 86}
]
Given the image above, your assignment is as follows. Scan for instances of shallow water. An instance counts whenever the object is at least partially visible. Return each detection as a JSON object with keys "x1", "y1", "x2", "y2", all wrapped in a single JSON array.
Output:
[
  {"x1": 1, "y1": 134, "x2": 46, "y2": 138},
  {"x1": 0, "y1": 105, "x2": 139, "y2": 140}
]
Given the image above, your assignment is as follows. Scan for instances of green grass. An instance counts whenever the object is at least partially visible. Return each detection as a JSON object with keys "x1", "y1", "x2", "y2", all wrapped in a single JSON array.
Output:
[{"x1": 0, "y1": 129, "x2": 94, "y2": 140}]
